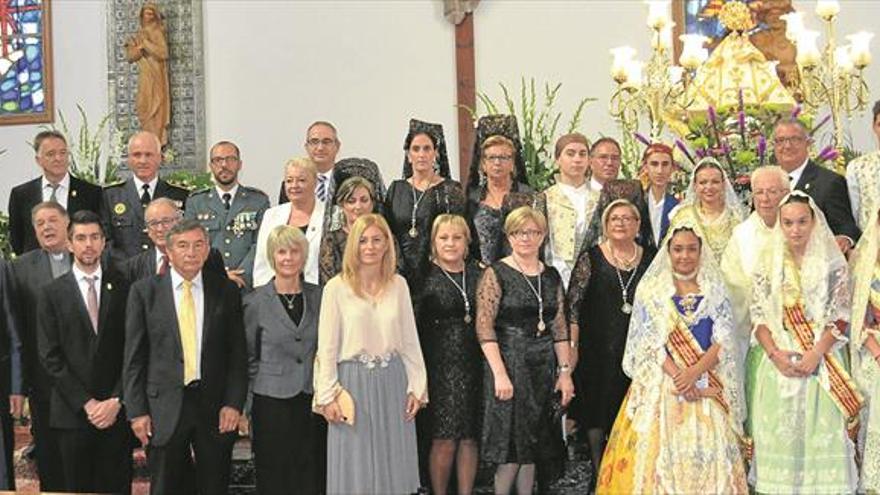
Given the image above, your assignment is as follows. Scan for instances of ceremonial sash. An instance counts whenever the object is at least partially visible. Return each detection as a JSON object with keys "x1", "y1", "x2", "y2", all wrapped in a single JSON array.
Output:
[
  {"x1": 783, "y1": 303, "x2": 865, "y2": 424},
  {"x1": 666, "y1": 305, "x2": 730, "y2": 415}
]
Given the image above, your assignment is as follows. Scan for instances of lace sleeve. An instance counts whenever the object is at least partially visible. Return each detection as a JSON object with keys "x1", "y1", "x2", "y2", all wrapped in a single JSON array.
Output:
[
  {"x1": 553, "y1": 277, "x2": 569, "y2": 342},
  {"x1": 476, "y1": 266, "x2": 501, "y2": 343},
  {"x1": 566, "y1": 248, "x2": 592, "y2": 325},
  {"x1": 434, "y1": 180, "x2": 466, "y2": 216},
  {"x1": 825, "y1": 263, "x2": 852, "y2": 328},
  {"x1": 749, "y1": 269, "x2": 773, "y2": 345}
]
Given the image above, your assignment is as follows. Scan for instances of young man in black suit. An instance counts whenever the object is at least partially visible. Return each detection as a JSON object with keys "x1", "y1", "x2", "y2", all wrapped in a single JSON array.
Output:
[
  {"x1": 7, "y1": 130, "x2": 103, "y2": 255},
  {"x1": 774, "y1": 119, "x2": 861, "y2": 253},
  {"x1": 124, "y1": 218, "x2": 247, "y2": 494},
  {"x1": 37, "y1": 210, "x2": 133, "y2": 493}
]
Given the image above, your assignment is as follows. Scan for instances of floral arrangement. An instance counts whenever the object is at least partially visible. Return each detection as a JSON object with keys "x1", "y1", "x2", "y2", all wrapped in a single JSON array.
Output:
[
  {"x1": 43, "y1": 104, "x2": 125, "y2": 186},
  {"x1": 464, "y1": 77, "x2": 595, "y2": 191},
  {"x1": 163, "y1": 169, "x2": 213, "y2": 192}
]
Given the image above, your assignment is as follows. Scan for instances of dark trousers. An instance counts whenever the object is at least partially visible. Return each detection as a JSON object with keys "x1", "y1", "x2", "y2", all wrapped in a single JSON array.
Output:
[
  {"x1": 1, "y1": 413, "x2": 14, "y2": 490},
  {"x1": 252, "y1": 393, "x2": 327, "y2": 495},
  {"x1": 146, "y1": 386, "x2": 237, "y2": 495},
  {"x1": 29, "y1": 395, "x2": 64, "y2": 491},
  {"x1": 56, "y1": 418, "x2": 133, "y2": 494}
]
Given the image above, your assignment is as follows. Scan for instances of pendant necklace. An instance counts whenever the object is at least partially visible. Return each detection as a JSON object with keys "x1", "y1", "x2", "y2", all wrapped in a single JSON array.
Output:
[
  {"x1": 279, "y1": 292, "x2": 298, "y2": 310},
  {"x1": 409, "y1": 180, "x2": 429, "y2": 238},
  {"x1": 512, "y1": 257, "x2": 545, "y2": 334},
  {"x1": 615, "y1": 264, "x2": 638, "y2": 314},
  {"x1": 439, "y1": 264, "x2": 472, "y2": 324}
]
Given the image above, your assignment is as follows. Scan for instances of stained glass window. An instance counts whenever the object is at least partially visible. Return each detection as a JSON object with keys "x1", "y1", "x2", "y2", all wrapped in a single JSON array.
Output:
[{"x1": 0, "y1": 0, "x2": 52, "y2": 125}]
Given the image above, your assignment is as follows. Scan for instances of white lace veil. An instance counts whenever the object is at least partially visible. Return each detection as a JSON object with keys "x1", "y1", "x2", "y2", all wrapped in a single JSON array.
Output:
[
  {"x1": 622, "y1": 216, "x2": 745, "y2": 431},
  {"x1": 673, "y1": 157, "x2": 748, "y2": 222},
  {"x1": 849, "y1": 206, "x2": 880, "y2": 372},
  {"x1": 750, "y1": 191, "x2": 850, "y2": 346}
]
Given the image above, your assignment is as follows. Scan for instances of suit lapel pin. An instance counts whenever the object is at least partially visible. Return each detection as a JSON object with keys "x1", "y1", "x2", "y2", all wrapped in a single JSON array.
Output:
[
  {"x1": 805, "y1": 183, "x2": 811, "y2": 190},
  {"x1": 71, "y1": 189, "x2": 77, "y2": 198},
  {"x1": 106, "y1": 283, "x2": 113, "y2": 291}
]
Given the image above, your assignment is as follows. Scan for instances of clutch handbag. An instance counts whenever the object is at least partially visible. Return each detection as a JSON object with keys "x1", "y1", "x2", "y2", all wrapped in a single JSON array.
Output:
[{"x1": 336, "y1": 389, "x2": 355, "y2": 426}]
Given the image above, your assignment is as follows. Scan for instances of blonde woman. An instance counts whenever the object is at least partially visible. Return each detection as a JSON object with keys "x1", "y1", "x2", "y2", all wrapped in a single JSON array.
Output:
[
  {"x1": 245, "y1": 225, "x2": 323, "y2": 494},
  {"x1": 416, "y1": 214, "x2": 483, "y2": 495},
  {"x1": 314, "y1": 214, "x2": 427, "y2": 494},
  {"x1": 254, "y1": 157, "x2": 325, "y2": 285},
  {"x1": 477, "y1": 206, "x2": 573, "y2": 494}
]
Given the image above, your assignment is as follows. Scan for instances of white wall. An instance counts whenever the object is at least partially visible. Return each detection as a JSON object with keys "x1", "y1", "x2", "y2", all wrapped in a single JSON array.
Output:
[
  {"x1": 1, "y1": 0, "x2": 108, "y2": 209},
  {"x1": 3, "y1": 0, "x2": 879, "y2": 209}
]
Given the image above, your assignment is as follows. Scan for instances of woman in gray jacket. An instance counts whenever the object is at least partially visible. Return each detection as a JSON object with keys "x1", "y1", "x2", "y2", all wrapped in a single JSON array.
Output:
[{"x1": 245, "y1": 224, "x2": 323, "y2": 494}]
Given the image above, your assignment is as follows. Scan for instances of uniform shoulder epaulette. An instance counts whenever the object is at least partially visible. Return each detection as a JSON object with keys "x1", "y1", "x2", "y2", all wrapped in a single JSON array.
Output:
[
  {"x1": 240, "y1": 185, "x2": 269, "y2": 197},
  {"x1": 189, "y1": 187, "x2": 212, "y2": 196},
  {"x1": 102, "y1": 180, "x2": 126, "y2": 189}
]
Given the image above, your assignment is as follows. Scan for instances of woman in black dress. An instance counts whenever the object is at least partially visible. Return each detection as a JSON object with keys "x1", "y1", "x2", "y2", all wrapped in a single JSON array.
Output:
[
  {"x1": 415, "y1": 214, "x2": 483, "y2": 495},
  {"x1": 465, "y1": 115, "x2": 543, "y2": 266},
  {"x1": 385, "y1": 119, "x2": 464, "y2": 286},
  {"x1": 566, "y1": 199, "x2": 654, "y2": 485},
  {"x1": 318, "y1": 158, "x2": 387, "y2": 284},
  {"x1": 476, "y1": 206, "x2": 574, "y2": 495}
]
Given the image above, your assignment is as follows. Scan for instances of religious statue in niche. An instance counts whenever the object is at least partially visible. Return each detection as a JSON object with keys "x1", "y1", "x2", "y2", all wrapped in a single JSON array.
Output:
[
  {"x1": 749, "y1": 0, "x2": 799, "y2": 90},
  {"x1": 125, "y1": 2, "x2": 170, "y2": 146}
]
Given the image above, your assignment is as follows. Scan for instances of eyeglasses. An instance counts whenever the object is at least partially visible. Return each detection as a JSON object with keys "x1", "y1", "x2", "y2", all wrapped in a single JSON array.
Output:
[
  {"x1": 607, "y1": 215, "x2": 637, "y2": 224},
  {"x1": 146, "y1": 217, "x2": 178, "y2": 230},
  {"x1": 306, "y1": 138, "x2": 337, "y2": 148},
  {"x1": 509, "y1": 229, "x2": 543, "y2": 241},
  {"x1": 773, "y1": 136, "x2": 806, "y2": 146},
  {"x1": 483, "y1": 154, "x2": 514, "y2": 164},
  {"x1": 592, "y1": 153, "x2": 621, "y2": 163},
  {"x1": 752, "y1": 187, "x2": 785, "y2": 197},
  {"x1": 210, "y1": 155, "x2": 240, "y2": 166}
]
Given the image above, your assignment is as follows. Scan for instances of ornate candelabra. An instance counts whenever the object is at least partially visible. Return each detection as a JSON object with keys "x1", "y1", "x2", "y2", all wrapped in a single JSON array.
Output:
[
  {"x1": 782, "y1": 1, "x2": 872, "y2": 162},
  {"x1": 608, "y1": 1, "x2": 703, "y2": 175}
]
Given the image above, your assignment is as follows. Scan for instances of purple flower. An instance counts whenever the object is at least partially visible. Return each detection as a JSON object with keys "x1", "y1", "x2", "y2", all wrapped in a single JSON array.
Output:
[
  {"x1": 810, "y1": 114, "x2": 831, "y2": 136},
  {"x1": 634, "y1": 132, "x2": 652, "y2": 146},
  {"x1": 695, "y1": 148, "x2": 707, "y2": 158},
  {"x1": 676, "y1": 139, "x2": 696, "y2": 165},
  {"x1": 738, "y1": 89, "x2": 745, "y2": 112},
  {"x1": 817, "y1": 145, "x2": 839, "y2": 162},
  {"x1": 738, "y1": 111, "x2": 746, "y2": 137},
  {"x1": 791, "y1": 105, "x2": 802, "y2": 119},
  {"x1": 708, "y1": 106, "x2": 718, "y2": 127},
  {"x1": 721, "y1": 143, "x2": 731, "y2": 155},
  {"x1": 757, "y1": 136, "x2": 767, "y2": 164}
]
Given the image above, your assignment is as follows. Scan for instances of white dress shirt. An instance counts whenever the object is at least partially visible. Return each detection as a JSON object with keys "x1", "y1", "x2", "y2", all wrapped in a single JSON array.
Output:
[
  {"x1": 215, "y1": 184, "x2": 239, "y2": 207},
  {"x1": 170, "y1": 269, "x2": 204, "y2": 380},
  {"x1": 786, "y1": 159, "x2": 809, "y2": 190},
  {"x1": 133, "y1": 176, "x2": 159, "y2": 199},
  {"x1": 648, "y1": 189, "x2": 665, "y2": 245},
  {"x1": 72, "y1": 263, "x2": 102, "y2": 310},
  {"x1": 155, "y1": 249, "x2": 168, "y2": 275},
  {"x1": 42, "y1": 172, "x2": 71, "y2": 209}
]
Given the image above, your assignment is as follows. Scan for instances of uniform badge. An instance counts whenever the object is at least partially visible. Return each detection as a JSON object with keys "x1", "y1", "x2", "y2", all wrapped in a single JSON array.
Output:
[
  {"x1": 232, "y1": 211, "x2": 259, "y2": 237},
  {"x1": 114, "y1": 203, "x2": 126, "y2": 215}
]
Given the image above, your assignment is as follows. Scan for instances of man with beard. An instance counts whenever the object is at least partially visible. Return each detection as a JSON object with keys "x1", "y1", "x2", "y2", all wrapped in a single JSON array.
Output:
[
  {"x1": 185, "y1": 141, "x2": 269, "y2": 290},
  {"x1": 37, "y1": 210, "x2": 133, "y2": 493}
]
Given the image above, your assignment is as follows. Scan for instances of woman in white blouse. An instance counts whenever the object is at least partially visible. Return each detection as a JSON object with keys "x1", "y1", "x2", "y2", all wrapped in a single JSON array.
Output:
[
  {"x1": 314, "y1": 213, "x2": 428, "y2": 494},
  {"x1": 254, "y1": 157, "x2": 325, "y2": 286}
]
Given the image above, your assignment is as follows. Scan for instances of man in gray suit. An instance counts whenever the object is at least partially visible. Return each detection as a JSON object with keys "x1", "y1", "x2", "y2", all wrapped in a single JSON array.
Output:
[
  {"x1": 6, "y1": 202, "x2": 71, "y2": 491},
  {"x1": 185, "y1": 141, "x2": 270, "y2": 290},
  {"x1": 124, "y1": 219, "x2": 247, "y2": 494}
]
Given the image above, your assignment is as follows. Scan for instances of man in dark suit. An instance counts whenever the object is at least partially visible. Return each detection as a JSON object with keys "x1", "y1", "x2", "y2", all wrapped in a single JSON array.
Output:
[
  {"x1": 120, "y1": 197, "x2": 226, "y2": 282},
  {"x1": 278, "y1": 121, "x2": 340, "y2": 204},
  {"x1": 0, "y1": 258, "x2": 24, "y2": 490},
  {"x1": 7, "y1": 130, "x2": 103, "y2": 255},
  {"x1": 774, "y1": 119, "x2": 861, "y2": 252},
  {"x1": 101, "y1": 131, "x2": 188, "y2": 263},
  {"x1": 37, "y1": 210, "x2": 132, "y2": 493},
  {"x1": 124, "y1": 219, "x2": 247, "y2": 494},
  {"x1": 6, "y1": 201, "x2": 71, "y2": 491}
]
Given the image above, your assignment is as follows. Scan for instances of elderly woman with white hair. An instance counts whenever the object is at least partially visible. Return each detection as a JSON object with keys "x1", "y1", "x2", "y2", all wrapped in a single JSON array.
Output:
[
  {"x1": 246, "y1": 224, "x2": 324, "y2": 494},
  {"x1": 254, "y1": 157, "x2": 325, "y2": 286}
]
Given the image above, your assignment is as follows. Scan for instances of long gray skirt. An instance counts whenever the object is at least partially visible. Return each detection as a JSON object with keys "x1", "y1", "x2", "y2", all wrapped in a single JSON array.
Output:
[{"x1": 327, "y1": 354, "x2": 420, "y2": 494}]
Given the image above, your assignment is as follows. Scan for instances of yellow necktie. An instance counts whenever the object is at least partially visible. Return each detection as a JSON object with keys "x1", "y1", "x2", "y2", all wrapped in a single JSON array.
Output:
[{"x1": 178, "y1": 280, "x2": 198, "y2": 385}]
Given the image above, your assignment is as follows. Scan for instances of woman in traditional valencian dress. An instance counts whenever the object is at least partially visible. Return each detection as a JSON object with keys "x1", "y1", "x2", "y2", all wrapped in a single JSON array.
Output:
[
  {"x1": 476, "y1": 206, "x2": 574, "y2": 495},
  {"x1": 749, "y1": 192, "x2": 861, "y2": 493},
  {"x1": 849, "y1": 206, "x2": 880, "y2": 492},
  {"x1": 597, "y1": 224, "x2": 748, "y2": 494},
  {"x1": 385, "y1": 119, "x2": 464, "y2": 287},
  {"x1": 566, "y1": 199, "x2": 654, "y2": 482},
  {"x1": 415, "y1": 214, "x2": 483, "y2": 495},
  {"x1": 667, "y1": 157, "x2": 746, "y2": 263}
]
